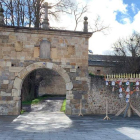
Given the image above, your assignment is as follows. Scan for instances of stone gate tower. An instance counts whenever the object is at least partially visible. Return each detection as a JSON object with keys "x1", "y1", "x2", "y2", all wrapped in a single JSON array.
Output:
[{"x1": 0, "y1": 3, "x2": 92, "y2": 115}]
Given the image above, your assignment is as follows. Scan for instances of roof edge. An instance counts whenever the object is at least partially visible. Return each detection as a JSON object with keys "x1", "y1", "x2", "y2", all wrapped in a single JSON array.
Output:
[{"x1": 0, "y1": 25, "x2": 93, "y2": 38}]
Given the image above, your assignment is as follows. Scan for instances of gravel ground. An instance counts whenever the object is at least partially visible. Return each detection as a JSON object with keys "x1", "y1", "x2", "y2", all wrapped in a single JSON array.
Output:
[{"x1": 22, "y1": 97, "x2": 65, "y2": 112}]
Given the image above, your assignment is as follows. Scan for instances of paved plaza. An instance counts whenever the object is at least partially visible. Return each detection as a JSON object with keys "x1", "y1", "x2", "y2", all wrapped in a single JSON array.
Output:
[{"x1": 0, "y1": 112, "x2": 140, "y2": 140}]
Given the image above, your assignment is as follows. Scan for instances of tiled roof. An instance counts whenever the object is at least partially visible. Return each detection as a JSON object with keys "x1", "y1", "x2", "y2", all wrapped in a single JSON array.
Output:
[{"x1": 88, "y1": 55, "x2": 126, "y2": 67}]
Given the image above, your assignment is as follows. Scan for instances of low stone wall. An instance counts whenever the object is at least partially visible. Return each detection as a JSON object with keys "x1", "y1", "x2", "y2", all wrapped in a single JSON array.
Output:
[
  {"x1": 88, "y1": 66, "x2": 112, "y2": 75},
  {"x1": 88, "y1": 76, "x2": 140, "y2": 114}
]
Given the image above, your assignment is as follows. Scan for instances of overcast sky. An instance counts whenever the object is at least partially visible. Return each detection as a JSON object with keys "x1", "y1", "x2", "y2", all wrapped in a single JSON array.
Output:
[{"x1": 47, "y1": 0, "x2": 140, "y2": 55}]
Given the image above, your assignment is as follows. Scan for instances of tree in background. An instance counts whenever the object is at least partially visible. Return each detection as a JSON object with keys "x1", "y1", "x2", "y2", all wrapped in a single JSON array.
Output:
[
  {"x1": 112, "y1": 32, "x2": 140, "y2": 73},
  {"x1": 0, "y1": 0, "x2": 74, "y2": 28},
  {"x1": 0, "y1": 0, "x2": 109, "y2": 32}
]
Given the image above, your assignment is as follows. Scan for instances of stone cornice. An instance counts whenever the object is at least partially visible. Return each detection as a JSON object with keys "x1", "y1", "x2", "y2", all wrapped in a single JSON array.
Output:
[{"x1": 0, "y1": 26, "x2": 93, "y2": 38}]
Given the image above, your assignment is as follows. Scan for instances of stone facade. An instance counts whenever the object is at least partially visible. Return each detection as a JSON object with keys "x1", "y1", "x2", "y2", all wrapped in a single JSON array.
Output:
[{"x1": 0, "y1": 26, "x2": 92, "y2": 115}]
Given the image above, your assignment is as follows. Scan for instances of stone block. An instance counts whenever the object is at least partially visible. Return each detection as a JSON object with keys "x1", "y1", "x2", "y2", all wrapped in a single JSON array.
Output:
[
  {"x1": 61, "y1": 65, "x2": 72, "y2": 69},
  {"x1": 66, "y1": 90, "x2": 72, "y2": 95},
  {"x1": 13, "y1": 77, "x2": 22, "y2": 89},
  {"x1": 51, "y1": 48, "x2": 57, "y2": 59},
  {"x1": 1, "y1": 96, "x2": 13, "y2": 101},
  {"x1": 12, "y1": 89, "x2": 21, "y2": 97},
  {"x1": 81, "y1": 77, "x2": 88, "y2": 81},
  {"x1": 9, "y1": 67, "x2": 24, "y2": 73},
  {"x1": 15, "y1": 101, "x2": 21, "y2": 110},
  {"x1": 66, "y1": 82, "x2": 73, "y2": 90},
  {"x1": 53, "y1": 64, "x2": 66, "y2": 76},
  {"x1": 17, "y1": 68, "x2": 28, "y2": 79},
  {"x1": 3, "y1": 80, "x2": 9, "y2": 84},
  {"x1": 73, "y1": 91, "x2": 82, "y2": 99},
  {"x1": 70, "y1": 99, "x2": 80, "y2": 104},
  {"x1": 46, "y1": 62, "x2": 53, "y2": 69},
  {"x1": 6, "y1": 88, "x2": 12, "y2": 93},
  {"x1": 34, "y1": 62, "x2": 45, "y2": 69},
  {"x1": 73, "y1": 84, "x2": 83, "y2": 90},
  {"x1": 25, "y1": 45, "x2": 34, "y2": 48},
  {"x1": 65, "y1": 106, "x2": 72, "y2": 115},
  {"x1": 75, "y1": 104, "x2": 80, "y2": 109},
  {"x1": 76, "y1": 77, "x2": 81, "y2": 80},
  {"x1": 0, "y1": 91, "x2": 11, "y2": 96},
  {"x1": 66, "y1": 100, "x2": 70, "y2": 105},
  {"x1": 6, "y1": 61, "x2": 11, "y2": 67},
  {"x1": 81, "y1": 109, "x2": 87, "y2": 114},
  {"x1": 70, "y1": 63, "x2": 76, "y2": 66},
  {"x1": 1, "y1": 84, "x2": 8, "y2": 89},
  {"x1": 26, "y1": 64, "x2": 35, "y2": 72},
  {"x1": 52, "y1": 63, "x2": 59, "y2": 71},
  {"x1": 63, "y1": 73, "x2": 70, "y2": 83},
  {"x1": 13, "y1": 96, "x2": 21, "y2": 101},
  {"x1": 34, "y1": 47, "x2": 39, "y2": 58},
  {"x1": 72, "y1": 109, "x2": 79, "y2": 114},
  {"x1": 66, "y1": 94, "x2": 74, "y2": 100},
  {"x1": 9, "y1": 34, "x2": 16, "y2": 41},
  {"x1": 0, "y1": 61, "x2": 5, "y2": 67},
  {"x1": 70, "y1": 69, "x2": 76, "y2": 73}
]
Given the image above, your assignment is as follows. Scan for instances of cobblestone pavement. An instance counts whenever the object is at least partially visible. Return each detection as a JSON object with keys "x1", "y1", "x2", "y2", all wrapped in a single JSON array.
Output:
[{"x1": 0, "y1": 112, "x2": 140, "y2": 140}]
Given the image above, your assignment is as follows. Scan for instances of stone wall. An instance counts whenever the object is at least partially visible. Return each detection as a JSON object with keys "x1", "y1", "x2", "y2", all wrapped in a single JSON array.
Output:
[
  {"x1": 88, "y1": 76, "x2": 140, "y2": 114},
  {"x1": 38, "y1": 69, "x2": 66, "y2": 96},
  {"x1": 0, "y1": 26, "x2": 92, "y2": 115},
  {"x1": 88, "y1": 66, "x2": 113, "y2": 75}
]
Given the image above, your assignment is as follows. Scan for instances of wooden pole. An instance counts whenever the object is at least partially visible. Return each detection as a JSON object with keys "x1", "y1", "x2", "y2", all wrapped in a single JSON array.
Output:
[
  {"x1": 104, "y1": 99, "x2": 110, "y2": 120},
  {"x1": 78, "y1": 99, "x2": 83, "y2": 116},
  {"x1": 124, "y1": 102, "x2": 130, "y2": 117}
]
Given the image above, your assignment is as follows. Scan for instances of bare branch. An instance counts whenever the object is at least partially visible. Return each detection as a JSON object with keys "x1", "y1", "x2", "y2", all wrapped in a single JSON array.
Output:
[
  {"x1": 72, "y1": 3, "x2": 88, "y2": 31},
  {"x1": 89, "y1": 15, "x2": 110, "y2": 35}
]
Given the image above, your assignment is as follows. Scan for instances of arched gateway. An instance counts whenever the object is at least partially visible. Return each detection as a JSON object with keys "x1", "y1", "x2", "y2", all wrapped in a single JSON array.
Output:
[
  {"x1": 13, "y1": 62, "x2": 73, "y2": 114},
  {"x1": 0, "y1": 25, "x2": 92, "y2": 115}
]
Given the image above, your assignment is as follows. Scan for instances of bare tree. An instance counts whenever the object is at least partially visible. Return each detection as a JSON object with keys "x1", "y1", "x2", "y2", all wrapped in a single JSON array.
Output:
[
  {"x1": 112, "y1": 32, "x2": 140, "y2": 73},
  {"x1": 89, "y1": 15, "x2": 110, "y2": 34},
  {"x1": 0, "y1": 0, "x2": 75, "y2": 28},
  {"x1": 0, "y1": 0, "x2": 109, "y2": 33},
  {"x1": 71, "y1": 3, "x2": 88, "y2": 31},
  {"x1": 48, "y1": 0, "x2": 74, "y2": 21}
]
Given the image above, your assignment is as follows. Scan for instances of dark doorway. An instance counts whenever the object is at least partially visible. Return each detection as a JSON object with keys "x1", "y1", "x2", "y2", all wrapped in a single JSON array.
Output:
[{"x1": 21, "y1": 68, "x2": 66, "y2": 113}]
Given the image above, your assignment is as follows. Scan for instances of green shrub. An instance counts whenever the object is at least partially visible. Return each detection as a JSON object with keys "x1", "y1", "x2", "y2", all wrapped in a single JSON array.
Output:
[
  {"x1": 22, "y1": 96, "x2": 46, "y2": 105},
  {"x1": 20, "y1": 110, "x2": 25, "y2": 114},
  {"x1": 89, "y1": 73, "x2": 104, "y2": 79},
  {"x1": 60, "y1": 99, "x2": 66, "y2": 112}
]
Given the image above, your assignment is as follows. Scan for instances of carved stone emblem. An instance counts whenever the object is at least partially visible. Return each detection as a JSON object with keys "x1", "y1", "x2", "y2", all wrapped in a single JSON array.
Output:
[{"x1": 15, "y1": 41, "x2": 23, "y2": 52}]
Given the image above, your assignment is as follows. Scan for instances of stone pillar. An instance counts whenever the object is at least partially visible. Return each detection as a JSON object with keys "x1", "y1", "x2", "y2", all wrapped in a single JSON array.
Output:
[
  {"x1": 42, "y1": 18, "x2": 49, "y2": 30},
  {"x1": 83, "y1": 16, "x2": 88, "y2": 32},
  {"x1": 0, "y1": 3, "x2": 4, "y2": 26}
]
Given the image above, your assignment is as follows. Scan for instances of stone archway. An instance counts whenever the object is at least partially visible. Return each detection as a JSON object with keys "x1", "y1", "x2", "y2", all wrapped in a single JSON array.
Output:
[{"x1": 12, "y1": 62, "x2": 73, "y2": 115}]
